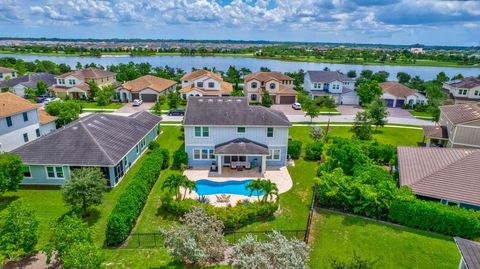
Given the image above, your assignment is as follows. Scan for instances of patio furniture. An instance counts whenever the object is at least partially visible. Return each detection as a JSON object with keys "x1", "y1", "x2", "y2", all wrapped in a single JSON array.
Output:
[{"x1": 210, "y1": 161, "x2": 218, "y2": 172}]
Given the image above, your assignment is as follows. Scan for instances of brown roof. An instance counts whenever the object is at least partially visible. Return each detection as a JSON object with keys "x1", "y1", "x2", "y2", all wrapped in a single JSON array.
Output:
[
  {"x1": 57, "y1": 68, "x2": 116, "y2": 80},
  {"x1": 179, "y1": 81, "x2": 233, "y2": 95},
  {"x1": 38, "y1": 109, "x2": 57, "y2": 124},
  {"x1": 180, "y1": 70, "x2": 222, "y2": 81},
  {"x1": 448, "y1": 77, "x2": 480, "y2": 89},
  {"x1": 422, "y1": 125, "x2": 448, "y2": 139},
  {"x1": 0, "y1": 92, "x2": 39, "y2": 117},
  {"x1": 122, "y1": 75, "x2": 176, "y2": 93},
  {"x1": 398, "y1": 147, "x2": 480, "y2": 206},
  {"x1": 380, "y1": 82, "x2": 416, "y2": 98},
  {"x1": 275, "y1": 84, "x2": 298, "y2": 96},
  {"x1": 0, "y1": 67, "x2": 16, "y2": 73},
  {"x1": 440, "y1": 103, "x2": 480, "y2": 124},
  {"x1": 244, "y1": 72, "x2": 293, "y2": 83}
]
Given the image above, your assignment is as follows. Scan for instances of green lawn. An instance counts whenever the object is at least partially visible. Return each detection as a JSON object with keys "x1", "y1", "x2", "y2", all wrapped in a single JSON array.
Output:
[
  {"x1": 309, "y1": 210, "x2": 459, "y2": 269},
  {"x1": 81, "y1": 101, "x2": 124, "y2": 109},
  {"x1": 409, "y1": 110, "x2": 434, "y2": 119}
]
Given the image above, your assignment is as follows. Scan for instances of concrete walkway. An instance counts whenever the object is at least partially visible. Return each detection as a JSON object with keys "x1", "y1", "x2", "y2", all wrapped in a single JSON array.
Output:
[{"x1": 287, "y1": 114, "x2": 434, "y2": 126}]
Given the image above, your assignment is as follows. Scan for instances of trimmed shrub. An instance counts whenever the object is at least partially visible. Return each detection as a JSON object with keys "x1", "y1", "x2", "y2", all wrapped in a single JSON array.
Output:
[
  {"x1": 389, "y1": 199, "x2": 480, "y2": 239},
  {"x1": 163, "y1": 199, "x2": 278, "y2": 229},
  {"x1": 362, "y1": 141, "x2": 396, "y2": 165},
  {"x1": 159, "y1": 148, "x2": 170, "y2": 169},
  {"x1": 105, "y1": 149, "x2": 164, "y2": 246},
  {"x1": 305, "y1": 143, "x2": 323, "y2": 161},
  {"x1": 287, "y1": 140, "x2": 302, "y2": 159},
  {"x1": 172, "y1": 150, "x2": 188, "y2": 170},
  {"x1": 148, "y1": 141, "x2": 160, "y2": 150}
]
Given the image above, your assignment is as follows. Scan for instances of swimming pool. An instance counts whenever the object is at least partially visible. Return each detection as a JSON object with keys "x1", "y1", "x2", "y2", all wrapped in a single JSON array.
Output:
[{"x1": 195, "y1": 179, "x2": 264, "y2": 196}]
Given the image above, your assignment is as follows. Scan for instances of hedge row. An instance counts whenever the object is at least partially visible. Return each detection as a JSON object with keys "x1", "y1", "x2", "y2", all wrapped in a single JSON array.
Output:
[
  {"x1": 389, "y1": 199, "x2": 480, "y2": 239},
  {"x1": 163, "y1": 198, "x2": 278, "y2": 229},
  {"x1": 105, "y1": 148, "x2": 165, "y2": 246}
]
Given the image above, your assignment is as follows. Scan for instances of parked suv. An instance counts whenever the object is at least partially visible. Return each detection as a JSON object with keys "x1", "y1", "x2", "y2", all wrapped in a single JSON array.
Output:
[
  {"x1": 132, "y1": 99, "x2": 143, "y2": 106},
  {"x1": 292, "y1": 103, "x2": 302, "y2": 110},
  {"x1": 168, "y1": 109, "x2": 185, "y2": 116}
]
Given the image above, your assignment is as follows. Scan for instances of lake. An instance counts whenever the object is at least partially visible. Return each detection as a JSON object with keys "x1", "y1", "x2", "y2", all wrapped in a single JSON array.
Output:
[{"x1": 2, "y1": 53, "x2": 479, "y2": 81}]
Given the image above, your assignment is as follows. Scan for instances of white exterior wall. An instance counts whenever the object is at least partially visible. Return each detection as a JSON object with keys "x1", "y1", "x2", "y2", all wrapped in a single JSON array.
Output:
[
  {"x1": 39, "y1": 121, "x2": 56, "y2": 136},
  {"x1": 12, "y1": 84, "x2": 27, "y2": 97},
  {"x1": 0, "y1": 109, "x2": 41, "y2": 152},
  {"x1": 57, "y1": 75, "x2": 83, "y2": 86},
  {"x1": 0, "y1": 71, "x2": 17, "y2": 81},
  {"x1": 304, "y1": 73, "x2": 313, "y2": 93}
]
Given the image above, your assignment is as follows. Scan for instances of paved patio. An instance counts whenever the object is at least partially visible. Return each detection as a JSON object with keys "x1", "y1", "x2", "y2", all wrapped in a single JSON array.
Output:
[
  {"x1": 182, "y1": 166, "x2": 293, "y2": 207},
  {"x1": 115, "y1": 102, "x2": 154, "y2": 113}
]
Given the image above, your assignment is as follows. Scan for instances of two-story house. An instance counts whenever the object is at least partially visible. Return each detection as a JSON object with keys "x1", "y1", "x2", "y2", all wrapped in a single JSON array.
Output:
[
  {"x1": 0, "y1": 92, "x2": 56, "y2": 152},
  {"x1": 179, "y1": 70, "x2": 232, "y2": 99},
  {"x1": 0, "y1": 73, "x2": 56, "y2": 97},
  {"x1": 116, "y1": 75, "x2": 177, "y2": 102},
  {"x1": 443, "y1": 77, "x2": 480, "y2": 104},
  {"x1": 380, "y1": 82, "x2": 426, "y2": 108},
  {"x1": 49, "y1": 68, "x2": 117, "y2": 99},
  {"x1": 0, "y1": 67, "x2": 17, "y2": 81},
  {"x1": 422, "y1": 103, "x2": 480, "y2": 148},
  {"x1": 304, "y1": 71, "x2": 358, "y2": 105},
  {"x1": 243, "y1": 72, "x2": 298, "y2": 104},
  {"x1": 183, "y1": 97, "x2": 291, "y2": 175}
]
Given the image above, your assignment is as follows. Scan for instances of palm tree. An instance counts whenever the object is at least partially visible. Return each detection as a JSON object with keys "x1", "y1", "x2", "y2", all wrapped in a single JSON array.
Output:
[
  {"x1": 246, "y1": 179, "x2": 264, "y2": 202},
  {"x1": 260, "y1": 180, "x2": 279, "y2": 202},
  {"x1": 181, "y1": 178, "x2": 197, "y2": 200},
  {"x1": 162, "y1": 174, "x2": 185, "y2": 200}
]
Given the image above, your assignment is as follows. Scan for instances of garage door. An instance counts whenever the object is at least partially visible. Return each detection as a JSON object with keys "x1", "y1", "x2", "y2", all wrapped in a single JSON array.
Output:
[
  {"x1": 140, "y1": 94, "x2": 158, "y2": 102},
  {"x1": 131, "y1": 93, "x2": 139, "y2": 100},
  {"x1": 385, "y1": 99, "x2": 394, "y2": 107},
  {"x1": 341, "y1": 96, "x2": 359, "y2": 105},
  {"x1": 395, "y1": 99, "x2": 405, "y2": 108},
  {"x1": 279, "y1": 96, "x2": 296, "y2": 104}
]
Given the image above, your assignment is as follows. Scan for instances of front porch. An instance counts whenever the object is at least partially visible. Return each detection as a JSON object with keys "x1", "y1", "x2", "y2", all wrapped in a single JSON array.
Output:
[{"x1": 213, "y1": 138, "x2": 270, "y2": 175}]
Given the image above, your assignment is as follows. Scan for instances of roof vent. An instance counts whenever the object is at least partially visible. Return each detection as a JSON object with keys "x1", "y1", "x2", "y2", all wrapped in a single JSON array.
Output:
[
  {"x1": 226, "y1": 99, "x2": 232, "y2": 102},
  {"x1": 218, "y1": 99, "x2": 223, "y2": 102},
  {"x1": 208, "y1": 99, "x2": 213, "y2": 102},
  {"x1": 236, "y1": 99, "x2": 242, "y2": 102},
  {"x1": 72, "y1": 126, "x2": 78, "y2": 130}
]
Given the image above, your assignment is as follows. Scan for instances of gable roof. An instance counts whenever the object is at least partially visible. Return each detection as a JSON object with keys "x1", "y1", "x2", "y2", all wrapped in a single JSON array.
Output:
[
  {"x1": 122, "y1": 75, "x2": 177, "y2": 93},
  {"x1": 0, "y1": 67, "x2": 16, "y2": 73},
  {"x1": 244, "y1": 72, "x2": 293, "y2": 83},
  {"x1": 0, "y1": 92, "x2": 39, "y2": 117},
  {"x1": 397, "y1": 147, "x2": 480, "y2": 206},
  {"x1": 12, "y1": 112, "x2": 161, "y2": 166},
  {"x1": 306, "y1": 71, "x2": 354, "y2": 83},
  {"x1": 178, "y1": 81, "x2": 233, "y2": 95},
  {"x1": 455, "y1": 237, "x2": 480, "y2": 269},
  {"x1": 215, "y1": 138, "x2": 269, "y2": 155},
  {"x1": 0, "y1": 73, "x2": 56, "y2": 89},
  {"x1": 184, "y1": 97, "x2": 291, "y2": 127},
  {"x1": 180, "y1": 70, "x2": 222, "y2": 81},
  {"x1": 440, "y1": 103, "x2": 480, "y2": 125},
  {"x1": 56, "y1": 68, "x2": 116, "y2": 80},
  {"x1": 380, "y1": 82, "x2": 416, "y2": 98},
  {"x1": 447, "y1": 77, "x2": 480, "y2": 89},
  {"x1": 38, "y1": 109, "x2": 57, "y2": 125}
]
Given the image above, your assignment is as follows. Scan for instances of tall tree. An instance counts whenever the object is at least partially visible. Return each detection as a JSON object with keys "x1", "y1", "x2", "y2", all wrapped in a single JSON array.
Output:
[
  {"x1": 435, "y1": 72, "x2": 449, "y2": 83},
  {"x1": 0, "y1": 153, "x2": 23, "y2": 196},
  {"x1": 162, "y1": 174, "x2": 194, "y2": 200},
  {"x1": 36, "y1": 80, "x2": 49, "y2": 96},
  {"x1": 351, "y1": 111, "x2": 373, "y2": 140},
  {"x1": 95, "y1": 85, "x2": 115, "y2": 106},
  {"x1": 261, "y1": 91, "x2": 273, "y2": 107},
  {"x1": 356, "y1": 80, "x2": 382, "y2": 106},
  {"x1": 167, "y1": 91, "x2": 180, "y2": 109},
  {"x1": 347, "y1": 70, "x2": 357, "y2": 78},
  {"x1": 396, "y1": 72, "x2": 411, "y2": 84},
  {"x1": 45, "y1": 100, "x2": 81, "y2": 127},
  {"x1": 367, "y1": 97, "x2": 388, "y2": 131}
]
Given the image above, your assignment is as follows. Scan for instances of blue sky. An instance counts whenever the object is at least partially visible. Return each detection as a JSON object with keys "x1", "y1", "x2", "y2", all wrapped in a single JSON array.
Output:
[{"x1": 0, "y1": 0, "x2": 479, "y2": 46}]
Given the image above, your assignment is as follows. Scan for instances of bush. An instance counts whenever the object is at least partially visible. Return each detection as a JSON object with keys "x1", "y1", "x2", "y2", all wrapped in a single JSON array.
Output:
[
  {"x1": 361, "y1": 141, "x2": 396, "y2": 165},
  {"x1": 305, "y1": 143, "x2": 323, "y2": 161},
  {"x1": 148, "y1": 141, "x2": 160, "y2": 150},
  {"x1": 287, "y1": 140, "x2": 302, "y2": 159},
  {"x1": 159, "y1": 148, "x2": 170, "y2": 169},
  {"x1": 319, "y1": 138, "x2": 370, "y2": 176},
  {"x1": 105, "y1": 149, "x2": 164, "y2": 246},
  {"x1": 163, "y1": 199, "x2": 278, "y2": 229},
  {"x1": 172, "y1": 150, "x2": 188, "y2": 170},
  {"x1": 389, "y1": 199, "x2": 480, "y2": 239},
  {"x1": 414, "y1": 104, "x2": 427, "y2": 112}
]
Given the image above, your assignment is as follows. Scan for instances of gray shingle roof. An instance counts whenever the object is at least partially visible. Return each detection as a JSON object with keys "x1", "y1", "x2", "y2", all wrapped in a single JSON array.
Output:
[
  {"x1": 0, "y1": 73, "x2": 56, "y2": 89},
  {"x1": 307, "y1": 71, "x2": 354, "y2": 83},
  {"x1": 184, "y1": 97, "x2": 291, "y2": 126},
  {"x1": 12, "y1": 112, "x2": 161, "y2": 166},
  {"x1": 440, "y1": 103, "x2": 480, "y2": 125},
  {"x1": 448, "y1": 77, "x2": 480, "y2": 89},
  {"x1": 455, "y1": 237, "x2": 480, "y2": 269},
  {"x1": 215, "y1": 138, "x2": 269, "y2": 155}
]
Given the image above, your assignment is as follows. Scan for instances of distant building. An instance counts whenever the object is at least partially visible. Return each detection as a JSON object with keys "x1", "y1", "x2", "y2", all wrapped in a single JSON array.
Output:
[
  {"x1": 49, "y1": 68, "x2": 117, "y2": 99},
  {"x1": 443, "y1": 77, "x2": 480, "y2": 104},
  {"x1": 410, "y1": 47, "x2": 425, "y2": 54},
  {"x1": 304, "y1": 71, "x2": 358, "y2": 105},
  {"x1": 379, "y1": 82, "x2": 426, "y2": 108},
  {"x1": 243, "y1": 72, "x2": 297, "y2": 104},
  {"x1": 116, "y1": 75, "x2": 177, "y2": 102},
  {"x1": 179, "y1": 70, "x2": 232, "y2": 99},
  {"x1": 0, "y1": 67, "x2": 17, "y2": 81},
  {"x1": 0, "y1": 73, "x2": 56, "y2": 97}
]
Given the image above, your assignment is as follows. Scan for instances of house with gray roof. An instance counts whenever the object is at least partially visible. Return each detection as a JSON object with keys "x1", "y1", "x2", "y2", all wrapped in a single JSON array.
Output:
[
  {"x1": 443, "y1": 77, "x2": 480, "y2": 104},
  {"x1": 0, "y1": 73, "x2": 56, "y2": 97},
  {"x1": 304, "y1": 71, "x2": 359, "y2": 105},
  {"x1": 455, "y1": 237, "x2": 480, "y2": 269},
  {"x1": 183, "y1": 96, "x2": 291, "y2": 175},
  {"x1": 12, "y1": 111, "x2": 161, "y2": 187}
]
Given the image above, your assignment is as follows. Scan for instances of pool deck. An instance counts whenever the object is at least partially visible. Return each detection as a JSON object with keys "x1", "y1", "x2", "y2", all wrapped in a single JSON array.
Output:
[{"x1": 182, "y1": 166, "x2": 293, "y2": 207}]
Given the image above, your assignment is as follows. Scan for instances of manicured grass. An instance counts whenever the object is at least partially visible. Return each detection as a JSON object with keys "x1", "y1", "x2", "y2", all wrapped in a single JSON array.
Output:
[
  {"x1": 409, "y1": 109, "x2": 434, "y2": 119},
  {"x1": 309, "y1": 209, "x2": 459, "y2": 269},
  {"x1": 81, "y1": 101, "x2": 124, "y2": 109},
  {"x1": 319, "y1": 107, "x2": 338, "y2": 113}
]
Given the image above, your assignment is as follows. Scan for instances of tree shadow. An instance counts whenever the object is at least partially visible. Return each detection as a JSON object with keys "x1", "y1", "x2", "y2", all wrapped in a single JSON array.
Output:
[
  {"x1": 84, "y1": 208, "x2": 102, "y2": 227},
  {"x1": 0, "y1": 195, "x2": 20, "y2": 211}
]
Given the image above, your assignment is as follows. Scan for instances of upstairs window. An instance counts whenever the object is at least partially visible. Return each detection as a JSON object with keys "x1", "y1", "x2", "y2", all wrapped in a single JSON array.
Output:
[
  {"x1": 197, "y1": 82, "x2": 204, "y2": 88},
  {"x1": 36, "y1": 129, "x2": 40, "y2": 137},
  {"x1": 69, "y1": 79, "x2": 76, "y2": 85},
  {"x1": 251, "y1": 82, "x2": 258, "y2": 89},
  {"x1": 23, "y1": 133, "x2": 29, "y2": 142},
  {"x1": 194, "y1": 127, "x2": 209, "y2": 137},
  {"x1": 269, "y1": 83, "x2": 276, "y2": 90},
  {"x1": 475, "y1": 90, "x2": 479, "y2": 96},
  {"x1": 208, "y1": 82, "x2": 215, "y2": 88},
  {"x1": 23, "y1": 112, "x2": 28, "y2": 122},
  {"x1": 251, "y1": 94, "x2": 257, "y2": 101},
  {"x1": 267, "y1": 127, "x2": 274, "y2": 138},
  {"x1": 6, "y1": 116, "x2": 12, "y2": 127},
  {"x1": 458, "y1": 89, "x2": 468, "y2": 95},
  {"x1": 237, "y1": 127, "x2": 246, "y2": 134}
]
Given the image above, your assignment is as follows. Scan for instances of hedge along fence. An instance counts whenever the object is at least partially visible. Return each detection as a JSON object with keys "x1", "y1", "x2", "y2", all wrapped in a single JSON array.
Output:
[
  {"x1": 105, "y1": 148, "x2": 165, "y2": 246},
  {"x1": 389, "y1": 199, "x2": 480, "y2": 239}
]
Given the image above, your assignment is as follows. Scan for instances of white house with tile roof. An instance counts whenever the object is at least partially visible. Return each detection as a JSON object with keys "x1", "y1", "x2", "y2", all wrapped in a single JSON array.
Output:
[
  {"x1": 49, "y1": 68, "x2": 117, "y2": 99},
  {"x1": 179, "y1": 70, "x2": 232, "y2": 98},
  {"x1": 304, "y1": 71, "x2": 359, "y2": 105},
  {"x1": 0, "y1": 67, "x2": 17, "y2": 81}
]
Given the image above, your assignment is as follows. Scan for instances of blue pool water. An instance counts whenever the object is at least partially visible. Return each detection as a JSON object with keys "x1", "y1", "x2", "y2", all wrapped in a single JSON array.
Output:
[{"x1": 195, "y1": 179, "x2": 264, "y2": 196}]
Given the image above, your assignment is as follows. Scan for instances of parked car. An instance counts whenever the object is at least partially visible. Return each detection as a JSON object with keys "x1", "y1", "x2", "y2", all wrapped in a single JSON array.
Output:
[
  {"x1": 168, "y1": 109, "x2": 185, "y2": 116},
  {"x1": 35, "y1": 95, "x2": 49, "y2": 103},
  {"x1": 292, "y1": 103, "x2": 302, "y2": 110},
  {"x1": 43, "y1": 97, "x2": 60, "y2": 105},
  {"x1": 132, "y1": 99, "x2": 143, "y2": 106}
]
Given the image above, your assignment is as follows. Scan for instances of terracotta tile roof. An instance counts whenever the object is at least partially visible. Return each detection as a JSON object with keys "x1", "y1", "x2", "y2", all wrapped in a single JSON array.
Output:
[
  {"x1": 180, "y1": 70, "x2": 222, "y2": 81},
  {"x1": 51, "y1": 82, "x2": 91, "y2": 92},
  {"x1": 380, "y1": 82, "x2": 416, "y2": 98},
  {"x1": 0, "y1": 67, "x2": 16, "y2": 73},
  {"x1": 275, "y1": 84, "x2": 298, "y2": 96},
  {"x1": 0, "y1": 92, "x2": 39, "y2": 117},
  {"x1": 447, "y1": 77, "x2": 480, "y2": 89},
  {"x1": 244, "y1": 72, "x2": 293, "y2": 83},
  {"x1": 398, "y1": 147, "x2": 480, "y2": 206},
  {"x1": 179, "y1": 81, "x2": 233, "y2": 95},
  {"x1": 38, "y1": 109, "x2": 57, "y2": 125},
  {"x1": 440, "y1": 103, "x2": 480, "y2": 125},
  {"x1": 57, "y1": 68, "x2": 116, "y2": 80},
  {"x1": 122, "y1": 75, "x2": 177, "y2": 93},
  {"x1": 422, "y1": 125, "x2": 448, "y2": 139},
  {"x1": 454, "y1": 237, "x2": 480, "y2": 269}
]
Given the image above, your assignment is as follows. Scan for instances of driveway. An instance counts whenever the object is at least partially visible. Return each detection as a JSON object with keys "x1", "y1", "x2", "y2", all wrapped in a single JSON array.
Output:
[
  {"x1": 387, "y1": 108, "x2": 415, "y2": 119},
  {"x1": 271, "y1": 104, "x2": 304, "y2": 116},
  {"x1": 115, "y1": 102, "x2": 154, "y2": 113},
  {"x1": 336, "y1": 105, "x2": 363, "y2": 115}
]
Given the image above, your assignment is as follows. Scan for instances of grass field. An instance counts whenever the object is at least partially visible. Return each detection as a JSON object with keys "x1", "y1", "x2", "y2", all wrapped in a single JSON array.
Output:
[
  {"x1": 409, "y1": 109, "x2": 434, "y2": 119},
  {"x1": 80, "y1": 101, "x2": 124, "y2": 109}
]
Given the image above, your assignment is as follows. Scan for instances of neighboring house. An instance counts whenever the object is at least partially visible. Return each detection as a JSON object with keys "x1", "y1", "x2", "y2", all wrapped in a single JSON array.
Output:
[
  {"x1": 454, "y1": 237, "x2": 480, "y2": 269},
  {"x1": 0, "y1": 73, "x2": 56, "y2": 97},
  {"x1": 397, "y1": 146, "x2": 480, "y2": 210},
  {"x1": 379, "y1": 82, "x2": 426, "y2": 108},
  {"x1": 0, "y1": 92, "x2": 56, "y2": 152},
  {"x1": 304, "y1": 71, "x2": 358, "y2": 105},
  {"x1": 423, "y1": 103, "x2": 480, "y2": 148},
  {"x1": 179, "y1": 70, "x2": 232, "y2": 98},
  {"x1": 183, "y1": 97, "x2": 291, "y2": 175},
  {"x1": 410, "y1": 47, "x2": 425, "y2": 54},
  {"x1": 49, "y1": 68, "x2": 117, "y2": 99},
  {"x1": 12, "y1": 111, "x2": 161, "y2": 187},
  {"x1": 116, "y1": 75, "x2": 177, "y2": 102},
  {"x1": 443, "y1": 77, "x2": 480, "y2": 104},
  {"x1": 0, "y1": 67, "x2": 17, "y2": 81},
  {"x1": 243, "y1": 72, "x2": 298, "y2": 104}
]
